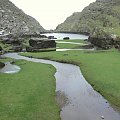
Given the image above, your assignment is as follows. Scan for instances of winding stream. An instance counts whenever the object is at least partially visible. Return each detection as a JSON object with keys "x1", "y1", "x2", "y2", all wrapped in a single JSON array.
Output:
[{"x1": 4, "y1": 53, "x2": 120, "y2": 120}]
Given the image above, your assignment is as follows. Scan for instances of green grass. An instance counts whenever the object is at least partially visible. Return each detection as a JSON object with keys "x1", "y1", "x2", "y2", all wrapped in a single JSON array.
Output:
[
  {"x1": 21, "y1": 49, "x2": 120, "y2": 108},
  {"x1": 0, "y1": 42, "x2": 13, "y2": 52},
  {"x1": 104, "y1": 27, "x2": 120, "y2": 36},
  {"x1": 56, "y1": 39, "x2": 88, "y2": 49},
  {"x1": 56, "y1": 39, "x2": 88, "y2": 44},
  {"x1": 0, "y1": 59, "x2": 60, "y2": 120},
  {"x1": 57, "y1": 43, "x2": 83, "y2": 49}
]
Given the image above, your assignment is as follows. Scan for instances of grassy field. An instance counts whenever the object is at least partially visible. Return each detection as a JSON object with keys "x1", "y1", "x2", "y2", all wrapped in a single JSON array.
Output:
[
  {"x1": 21, "y1": 49, "x2": 120, "y2": 108},
  {"x1": 56, "y1": 39, "x2": 88, "y2": 49},
  {"x1": 56, "y1": 39, "x2": 88, "y2": 43},
  {"x1": 0, "y1": 59, "x2": 60, "y2": 120},
  {"x1": 57, "y1": 43, "x2": 83, "y2": 49}
]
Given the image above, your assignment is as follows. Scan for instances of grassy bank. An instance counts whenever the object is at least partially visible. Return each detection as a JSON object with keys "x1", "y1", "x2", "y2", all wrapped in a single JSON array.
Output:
[
  {"x1": 56, "y1": 39, "x2": 88, "y2": 43},
  {"x1": 21, "y1": 49, "x2": 120, "y2": 108},
  {"x1": 57, "y1": 43, "x2": 83, "y2": 49},
  {"x1": 0, "y1": 59, "x2": 60, "y2": 120},
  {"x1": 56, "y1": 39, "x2": 88, "y2": 49}
]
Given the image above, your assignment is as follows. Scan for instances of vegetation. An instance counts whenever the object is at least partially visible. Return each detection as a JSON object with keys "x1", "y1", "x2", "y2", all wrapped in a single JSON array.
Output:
[
  {"x1": 56, "y1": 39, "x2": 88, "y2": 49},
  {"x1": 0, "y1": 59, "x2": 60, "y2": 120},
  {"x1": 0, "y1": 43, "x2": 12, "y2": 52},
  {"x1": 0, "y1": 0, "x2": 45, "y2": 34},
  {"x1": 21, "y1": 48, "x2": 120, "y2": 108},
  {"x1": 57, "y1": 43, "x2": 83, "y2": 49},
  {"x1": 55, "y1": 0, "x2": 120, "y2": 35},
  {"x1": 56, "y1": 39, "x2": 88, "y2": 44}
]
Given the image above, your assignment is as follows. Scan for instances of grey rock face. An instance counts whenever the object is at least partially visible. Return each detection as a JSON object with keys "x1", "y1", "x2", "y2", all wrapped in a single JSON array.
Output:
[
  {"x1": 0, "y1": 0, "x2": 45, "y2": 35},
  {"x1": 55, "y1": 0, "x2": 120, "y2": 34}
]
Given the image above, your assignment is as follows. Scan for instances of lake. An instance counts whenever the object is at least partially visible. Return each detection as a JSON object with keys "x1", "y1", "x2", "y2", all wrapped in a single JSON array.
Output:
[{"x1": 41, "y1": 33, "x2": 89, "y2": 40}]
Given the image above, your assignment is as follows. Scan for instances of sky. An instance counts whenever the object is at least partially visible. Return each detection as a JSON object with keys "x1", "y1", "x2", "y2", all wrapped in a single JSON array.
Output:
[{"x1": 10, "y1": 0, "x2": 96, "y2": 30}]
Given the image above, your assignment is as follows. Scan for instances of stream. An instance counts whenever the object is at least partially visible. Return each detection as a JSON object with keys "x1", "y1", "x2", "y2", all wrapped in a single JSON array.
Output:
[{"x1": 4, "y1": 53, "x2": 120, "y2": 120}]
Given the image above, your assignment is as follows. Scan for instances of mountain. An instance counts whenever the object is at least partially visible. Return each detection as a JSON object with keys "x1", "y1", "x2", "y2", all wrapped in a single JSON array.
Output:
[
  {"x1": 0, "y1": 0, "x2": 45, "y2": 35},
  {"x1": 55, "y1": 0, "x2": 120, "y2": 35}
]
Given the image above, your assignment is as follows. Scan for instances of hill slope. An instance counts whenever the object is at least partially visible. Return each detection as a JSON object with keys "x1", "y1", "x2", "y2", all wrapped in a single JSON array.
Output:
[
  {"x1": 56, "y1": 0, "x2": 120, "y2": 35},
  {"x1": 0, "y1": 0, "x2": 45, "y2": 35}
]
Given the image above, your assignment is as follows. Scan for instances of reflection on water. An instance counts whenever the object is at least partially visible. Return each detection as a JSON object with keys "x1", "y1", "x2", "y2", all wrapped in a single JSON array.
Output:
[
  {"x1": 0, "y1": 62, "x2": 21, "y2": 74},
  {"x1": 41, "y1": 33, "x2": 89, "y2": 40},
  {"x1": 56, "y1": 91, "x2": 69, "y2": 108}
]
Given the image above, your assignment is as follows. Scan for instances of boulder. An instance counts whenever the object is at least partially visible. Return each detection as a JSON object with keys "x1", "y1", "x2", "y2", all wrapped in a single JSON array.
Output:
[
  {"x1": 26, "y1": 38, "x2": 56, "y2": 52},
  {"x1": 0, "y1": 62, "x2": 5, "y2": 68},
  {"x1": 26, "y1": 46, "x2": 56, "y2": 52},
  {"x1": 48, "y1": 36, "x2": 57, "y2": 39},
  {"x1": 88, "y1": 28, "x2": 120, "y2": 49},
  {"x1": 0, "y1": 46, "x2": 2, "y2": 51},
  {"x1": 26, "y1": 46, "x2": 36, "y2": 52},
  {"x1": 29, "y1": 38, "x2": 56, "y2": 49},
  {"x1": 63, "y1": 37, "x2": 70, "y2": 40},
  {"x1": 12, "y1": 46, "x2": 23, "y2": 52}
]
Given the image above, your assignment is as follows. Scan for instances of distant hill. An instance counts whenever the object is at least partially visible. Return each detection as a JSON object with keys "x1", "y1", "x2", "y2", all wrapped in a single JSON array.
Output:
[
  {"x1": 55, "y1": 0, "x2": 120, "y2": 35},
  {"x1": 0, "y1": 0, "x2": 45, "y2": 35}
]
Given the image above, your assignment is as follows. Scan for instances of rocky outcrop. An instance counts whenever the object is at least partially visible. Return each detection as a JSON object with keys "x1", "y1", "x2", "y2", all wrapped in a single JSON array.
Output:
[
  {"x1": 0, "y1": 33, "x2": 55, "y2": 52},
  {"x1": 0, "y1": 0, "x2": 45, "y2": 35},
  {"x1": 55, "y1": 0, "x2": 120, "y2": 35},
  {"x1": 88, "y1": 28, "x2": 120, "y2": 49},
  {"x1": 26, "y1": 38, "x2": 56, "y2": 52}
]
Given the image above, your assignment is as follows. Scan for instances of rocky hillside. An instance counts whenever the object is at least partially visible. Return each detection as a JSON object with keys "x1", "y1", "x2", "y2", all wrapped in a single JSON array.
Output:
[
  {"x1": 0, "y1": 0, "x2": 45, "y2": 35},
  {"x1": 56, "y1": 0, "x2": 120, "y2": 35}
]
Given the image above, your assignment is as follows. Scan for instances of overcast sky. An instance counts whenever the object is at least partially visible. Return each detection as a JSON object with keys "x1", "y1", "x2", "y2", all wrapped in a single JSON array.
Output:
[{"x1": 10, "y1": 0, "x2": 96, "y2": 30}]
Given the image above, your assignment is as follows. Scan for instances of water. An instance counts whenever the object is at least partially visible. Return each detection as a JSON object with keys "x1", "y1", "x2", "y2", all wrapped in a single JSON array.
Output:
[
  {"x1": 41, "y1": 33, "x2": 89, "y2": 40},
  {"x1": 4, "y1": 53, "x2": 120, "y2": 120},
  {"x1": 56, "y1": 48, "x2": 94, "y2": 52},
  {"x1": 0, "y1": 62, "x2": 21, "y2": 74}
]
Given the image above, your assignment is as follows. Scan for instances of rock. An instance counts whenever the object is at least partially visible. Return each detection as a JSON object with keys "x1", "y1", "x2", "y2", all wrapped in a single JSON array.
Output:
[
  {"x1": 26, "y1": 38, "x2": 56, "y2": 52},
  {"x1": 29, "y1": 38, "x2": 56, "y2": 49},
  {"x1": 80, "y1": 44, "x2": 94, "y2": 49},
  {"x1": 12, "y1": 45, "x2": 22, "y2": 52},
  {"x1": 10, "y1": 60, "x2": 16, "y2": 64},
  {"x1": 26, "y1": 46, "x2": 36, "y2": 52},
  {"x1": 0, "y1": 33, "x2": 55, "y2": 52},
  {"x1": 0, "y1": 46, "x2": 2, "y2": 51},
  {"x1": 0, "y1": 62, "x2": 5, "y2": 68},
  {"x1": 0, "y1": 0, "x2": 45, "y2": 35},
  {"x1": 63, "y1": 37, "x2": 70, "y2": 40},
  {"x1": 88, "y1": 28, "x2": 120, "y2": 49},
  {"x1": 101, "y1": 116, "x2": 104, "y2": 119},
  {"x1": 48, "y1": 36, "x2": 55, "y2": 39},
  {"x1": 40, "y1": 35, "x2": 47, "y2": 38}
]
